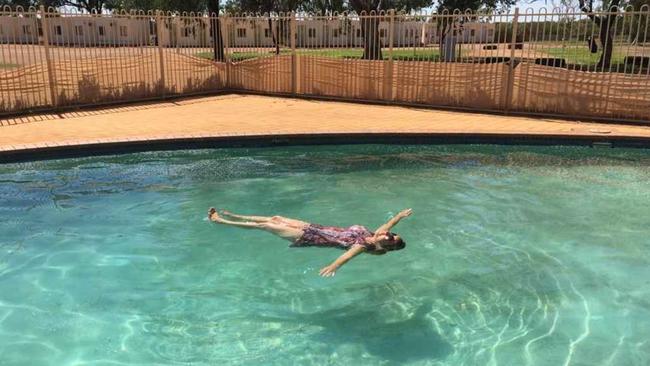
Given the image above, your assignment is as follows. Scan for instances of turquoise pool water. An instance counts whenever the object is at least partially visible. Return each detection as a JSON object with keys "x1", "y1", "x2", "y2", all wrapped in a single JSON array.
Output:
[{"x1": 1, "y1": 145, "x2": 649, "y2": 366}]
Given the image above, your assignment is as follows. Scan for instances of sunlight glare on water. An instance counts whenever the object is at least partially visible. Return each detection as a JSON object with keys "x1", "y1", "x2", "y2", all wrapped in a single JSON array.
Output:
[{"x1": 0, "y1": 145, "x2": 649, "y2": 365}]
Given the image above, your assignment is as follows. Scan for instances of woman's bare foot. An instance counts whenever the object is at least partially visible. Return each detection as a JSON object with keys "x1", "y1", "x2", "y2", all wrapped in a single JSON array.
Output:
[{"x1": 208, "y1": 207, "x2": 221, "y2": 222}]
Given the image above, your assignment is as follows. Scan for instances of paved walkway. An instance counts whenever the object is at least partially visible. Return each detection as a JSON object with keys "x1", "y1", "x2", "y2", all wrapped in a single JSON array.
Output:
[{"x1": 2, "y1": 94, "x2": 650, "y2": 154}]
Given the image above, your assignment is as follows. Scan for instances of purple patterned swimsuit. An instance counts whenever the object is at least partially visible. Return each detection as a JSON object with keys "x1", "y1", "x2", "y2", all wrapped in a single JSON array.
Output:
[{"x1": 293, "y1": 224, "x2": 378, "y2": 252}]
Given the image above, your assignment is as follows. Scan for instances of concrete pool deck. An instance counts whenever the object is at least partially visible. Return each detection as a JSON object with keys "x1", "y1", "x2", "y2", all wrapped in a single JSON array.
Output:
[{"x1": 2, "y1": 94, "x2": 650, "y2": 160}]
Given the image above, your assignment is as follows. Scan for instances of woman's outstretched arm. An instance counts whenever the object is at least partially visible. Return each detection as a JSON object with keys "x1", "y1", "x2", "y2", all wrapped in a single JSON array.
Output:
[
  {"x1": 375, "y1": 208, "x2": 413, "y2": 233},
  {"x1": 319, "y1": 244, "x2": 366, "y2": 277}
]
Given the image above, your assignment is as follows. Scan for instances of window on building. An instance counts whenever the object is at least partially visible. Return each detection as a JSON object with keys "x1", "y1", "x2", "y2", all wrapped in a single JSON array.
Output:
[
  {"x1": 120, "y1": 26, "x2": 128, "y2": 37},
  {"x1": 22, "y1": 25, "x2": 32, "y2": 35},
  {"x1": 264, "y1": 28, "x2": 271, "y2": 38},
  {"x1": 98, "y1": 26, "x2": 105, "y2": 36},
  {"x1": 74, "y1": 25, "x2": 83, "y2": 36},
  {"x1": 55, "y1": 25, "x2": 62, "y2": 35},
  {"x1": 379, "y1": 29, "x2": 386, "y2": 38},
  {"x1": 237, "y1": 28, "x2": 246, "y2": 38},
  {"x1": 308, "y1": 28, "x2": 316, "y2": 38}
]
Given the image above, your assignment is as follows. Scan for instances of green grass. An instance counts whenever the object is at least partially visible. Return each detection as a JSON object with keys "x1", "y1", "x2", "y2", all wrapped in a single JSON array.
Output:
[
  {"x1": 545, "y1": 46, "x2": 627, "y2": 66},
  {"x1": 297, "y1": 48, "x2": 440, "y2": 61},
  {"x1": 195, "y1": 46, "x2": 647, "y2": 73},
  {"x1": 544, "y1": 46, "x2": 650, "y2": 73},
  {"x1": 196, "y1": 48, "x2": 440, "y2": 62},
  {"x1": 0, "y1": 63, "x2": 20, "y2": 69},
  {"x1": 196, "y1": 50, "x2": 292, "y2": 62}
]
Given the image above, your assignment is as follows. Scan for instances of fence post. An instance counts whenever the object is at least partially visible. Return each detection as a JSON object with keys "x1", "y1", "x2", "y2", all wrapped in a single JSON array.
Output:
[
  {"x1": 290, "y1": 12, "x2": 297, "y2": 95},
  {"x1": 155, "y1": 11, "x2": 166, "y2": 97},
  {"x1": 504, "y1": 7, "x2": 519, "y2": 112},
  {"x1": 221, "y1": 15, "x2": 231, "y2": 88},
  {"x1": 384, "y1": 9, "x2": 395, "y2": 101},
  {"x1": 39, "y1": 6, "x2": 58, "y2": 107}
]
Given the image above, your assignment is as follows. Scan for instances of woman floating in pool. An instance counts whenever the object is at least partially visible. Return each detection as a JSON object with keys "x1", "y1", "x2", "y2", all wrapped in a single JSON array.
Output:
[{"x1": 208, "y1": 207, "x2": 411, "y2": 277}]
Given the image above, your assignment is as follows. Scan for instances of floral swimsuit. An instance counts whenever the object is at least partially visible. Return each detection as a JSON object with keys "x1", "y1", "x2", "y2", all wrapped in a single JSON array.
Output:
[{"x1": 292, "y1": 224, "x2": 378, "y2": 252}]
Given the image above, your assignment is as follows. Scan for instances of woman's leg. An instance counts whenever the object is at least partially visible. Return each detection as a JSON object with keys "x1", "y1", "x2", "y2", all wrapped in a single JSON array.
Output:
[
  {"x1": 222, "y1": 210, "x2": 309, "y2": 228},
  {"x1": 209, "y1": 208, "x2": 304, "y2": 241},
  {"x1": 273, "y1": 216, "x2": 310, "y2": 228},
  {"x1": 221, "y1": 210, "x2": 273, "y2": 223}
]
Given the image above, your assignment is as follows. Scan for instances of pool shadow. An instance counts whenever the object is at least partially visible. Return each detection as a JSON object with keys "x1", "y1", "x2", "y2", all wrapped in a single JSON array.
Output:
[{"x1": 269, "y1": 301, "x2": 453, "y2": 363}]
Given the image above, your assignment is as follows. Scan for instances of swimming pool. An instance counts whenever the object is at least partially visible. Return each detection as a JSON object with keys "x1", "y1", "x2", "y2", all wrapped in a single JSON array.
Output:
[{"x1": 1, "y1": 145, "x2": 649, "y2": 365}]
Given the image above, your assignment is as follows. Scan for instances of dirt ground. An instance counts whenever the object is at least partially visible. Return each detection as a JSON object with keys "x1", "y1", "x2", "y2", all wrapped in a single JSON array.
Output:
[{"x1": 2, "y1": 94, "x2": 650, "y2": 152}]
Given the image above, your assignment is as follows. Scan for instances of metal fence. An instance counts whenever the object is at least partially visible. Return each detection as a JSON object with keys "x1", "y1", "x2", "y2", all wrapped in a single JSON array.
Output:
[{"x1": 1, "y1": 6, "x2": 650, "y2": 122}]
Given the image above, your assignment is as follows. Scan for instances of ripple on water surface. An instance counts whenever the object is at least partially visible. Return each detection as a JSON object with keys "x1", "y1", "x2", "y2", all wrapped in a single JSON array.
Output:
[{"x1": 0, "y1": 145, "x2": 649, "y2": 366}]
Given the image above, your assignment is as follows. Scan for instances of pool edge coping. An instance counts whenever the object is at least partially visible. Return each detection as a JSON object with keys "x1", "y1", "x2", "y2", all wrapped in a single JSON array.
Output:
[{"x1": 2, "y1": 131, "x2": 649, "y2": 163}]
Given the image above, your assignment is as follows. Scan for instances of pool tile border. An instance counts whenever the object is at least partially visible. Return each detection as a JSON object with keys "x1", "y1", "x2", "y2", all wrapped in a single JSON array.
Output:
[{"x1": 2, "y1": 131, "x2": 650, "y2": 163}]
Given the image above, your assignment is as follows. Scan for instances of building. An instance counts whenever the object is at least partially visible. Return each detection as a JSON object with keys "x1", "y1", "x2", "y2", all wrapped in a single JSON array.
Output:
[
  {"x1": 45, "y1": 16, "x2": 149, "y2": 46},
  {"x1": 0, "y1": 15, "x2": 39, "y2": 44},
  {"x1": 292, "y1": 18, "x2": 424, "y2": 48},
  {"x1": 422, "y1": 18, "x2": 495, "y2": 44},
  {"x1": 157, "y1": 16, "x2": 212, "y2": 47},
  {"x1": 0, "y1": 12, "x2": 495, "y2": 48},
  {"x1": 227, "y1": 18, "x2": 277, "y2": 48}
]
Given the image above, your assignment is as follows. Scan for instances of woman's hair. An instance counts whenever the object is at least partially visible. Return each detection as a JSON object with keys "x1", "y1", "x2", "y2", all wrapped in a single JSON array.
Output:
[{"x1": 385, "y1": 232, "x2": 406, "y2": 251}]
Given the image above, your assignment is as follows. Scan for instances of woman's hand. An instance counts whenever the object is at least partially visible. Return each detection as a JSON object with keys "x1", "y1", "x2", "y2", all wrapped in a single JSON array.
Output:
[
  {"x1": 319, "y1": 264, "x2": 338, "y2": 277},
  {"x1": 398, "y1": 208, "x2": 413, "y2": 218}
]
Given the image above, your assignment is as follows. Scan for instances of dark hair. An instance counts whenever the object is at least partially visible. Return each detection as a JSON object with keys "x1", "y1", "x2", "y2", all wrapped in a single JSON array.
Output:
[{"x1": 386, "y1": 232, "x2": 405, "y2": 251}]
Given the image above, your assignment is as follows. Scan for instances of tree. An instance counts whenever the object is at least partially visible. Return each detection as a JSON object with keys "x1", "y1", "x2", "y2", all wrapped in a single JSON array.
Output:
[
  {"x1": 208, "y1": 0, "x2": 225, "y2": 62},
  {"x1": 103, "y1": 1, "x2": 224, "y2": 61},
  {"x1": 347, "y1": 0, "x2": 431, "y2": 60},
  {"x1": 577, "y1": 0, "x2": 621, "y2": 68},
  {"x1": 623, "y1": 0, "x2": 649, "y2": 44},
  {"x1": 435, "y1": 0, "x2": 515, "y2": 61},
  {"x1": 0, "y1": 0, "x2": 32, "y2": 8},
  {"x1": 104, "y1": 0, "x2": 207, "y2": 12},
  {"x1": 0, "y1": 0, "x2": 63, "y2": 9},
  {"x1": 59, "y1": 0, "x2": 108, "y2": 12},
  {"x1": 224, "y1": 0, "x2": 303, "y2": 54},
  {"x1": 300, "y1": 0, "x2": 344, "y2": 13}
]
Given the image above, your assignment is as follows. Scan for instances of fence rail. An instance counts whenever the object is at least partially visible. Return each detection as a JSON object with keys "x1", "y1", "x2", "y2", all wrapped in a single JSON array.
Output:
[{"x1": 1, "y1": 6, "x2": 650, "y2": 122}]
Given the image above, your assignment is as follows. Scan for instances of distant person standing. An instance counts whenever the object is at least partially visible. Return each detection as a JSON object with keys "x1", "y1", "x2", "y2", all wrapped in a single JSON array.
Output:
[
  {"x1": 587, "y1": 37, "x2": 598, "y2": 53},
  {"x1": 443, "y1": 30, "x2": 457, "y2": 62}
]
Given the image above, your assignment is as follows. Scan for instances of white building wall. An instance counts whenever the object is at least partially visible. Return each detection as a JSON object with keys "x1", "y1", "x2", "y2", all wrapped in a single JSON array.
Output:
[
  {"x1": 458, "y1": 22, "x2": 494, "y2": 43},
  {"x1": 46, "y1": 16, "x2": 149, "y2": 46},
  {"x1": 0, "y1": 16, "x2": 39, "y2": 44},
  {"x1": 299, "y1": 19, "x2": 431, "y2": 48},
  {"x1": 229, "y1": 19, "x2": 276, "y2": 47},
  {"x1": 167, "y1": 18, "x2": 211, "y2": 47},
  {"x1": 394, "y1": 21, "x2": 424, "y2": 46},
  {"x1": 0, "y1": 13, "x2": 495, "y2": 48}
]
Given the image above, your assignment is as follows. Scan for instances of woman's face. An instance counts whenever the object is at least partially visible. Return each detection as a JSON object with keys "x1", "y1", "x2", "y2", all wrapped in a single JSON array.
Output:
[{"x1": 376, "y1": 231, "x2": 396, "y2": 246}]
